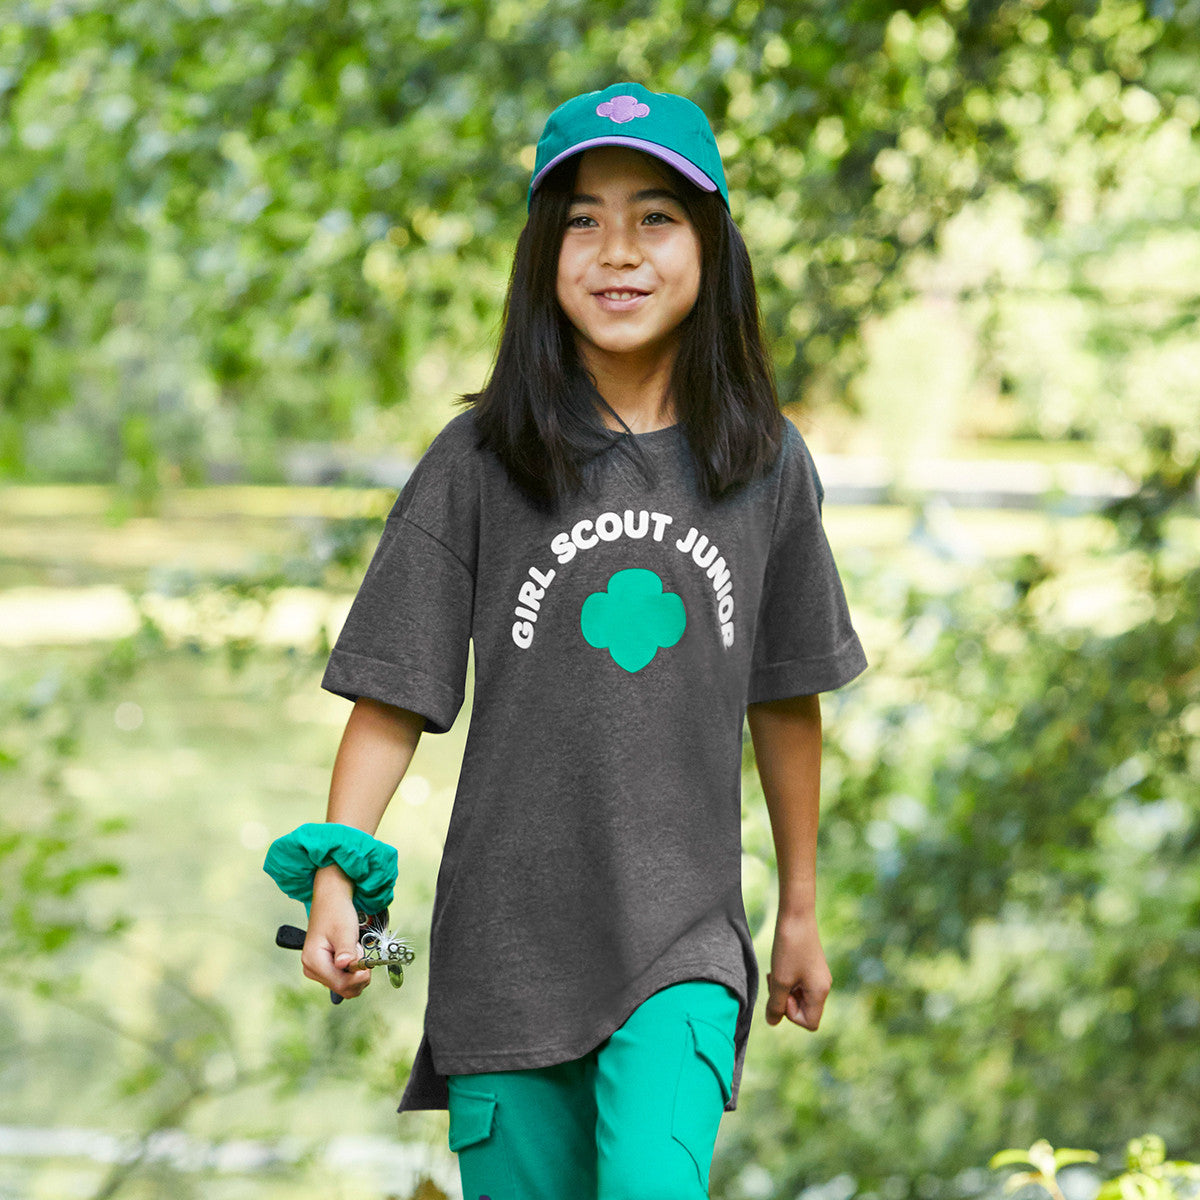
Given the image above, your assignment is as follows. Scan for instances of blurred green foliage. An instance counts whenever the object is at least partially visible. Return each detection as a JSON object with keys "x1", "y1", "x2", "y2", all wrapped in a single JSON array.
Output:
[
  {"x1": 992, "y1": 1139, "x2": 1100, "y2": 1200},
  {"x1": 2, "y1": 0, "x2": 1199, "y2": 489},
  {"x1": 992, "y1": 1135, "x2": 1200, "y2": 1200},
  {"x1": 721, "y1": 449, "x2": 1200, "y2": 1197},
  {"x1": 0, "y1": 557, "x2": 420, "y2": 1198}
]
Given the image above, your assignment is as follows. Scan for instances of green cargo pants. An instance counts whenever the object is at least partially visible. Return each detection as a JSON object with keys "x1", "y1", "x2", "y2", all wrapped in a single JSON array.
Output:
[{"x1": 447, "y1": 979, "x2": 741, "y2": 1200}]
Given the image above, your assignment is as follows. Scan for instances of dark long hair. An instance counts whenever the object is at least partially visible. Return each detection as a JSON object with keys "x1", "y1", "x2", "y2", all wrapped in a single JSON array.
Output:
[{"x1": 455, "y1": 153, "x2": 785, "y2": 515}]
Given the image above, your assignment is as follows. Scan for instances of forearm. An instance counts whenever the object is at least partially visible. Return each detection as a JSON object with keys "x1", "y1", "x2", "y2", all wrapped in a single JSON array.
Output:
[
  {"x1": 295, "y1": 697, "x2": 423, "y2": 996},
  {"x1": 314, "y1": 697, "x2": 425, "y2": 899},
  {"x1": 325, "y1": 696, "x2": 425, "y2": 833},
  {"x1": 746, "y1": 693, "x2": 823, "y2": 918}
]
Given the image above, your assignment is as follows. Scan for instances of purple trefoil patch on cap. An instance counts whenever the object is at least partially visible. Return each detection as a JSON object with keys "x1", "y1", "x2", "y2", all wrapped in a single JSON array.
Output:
[{"x1": 596, "y1": 95, "x2": 650, "y2": 123}]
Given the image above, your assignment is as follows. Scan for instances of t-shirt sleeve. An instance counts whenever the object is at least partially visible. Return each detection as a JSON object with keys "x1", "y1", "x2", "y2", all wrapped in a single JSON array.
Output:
[
  {"x1": 321, "y1": 427, "x2": 478, "y2": 735},
  {"x1": 746, "y1": 425, "x2": 867, "y2": 704}
]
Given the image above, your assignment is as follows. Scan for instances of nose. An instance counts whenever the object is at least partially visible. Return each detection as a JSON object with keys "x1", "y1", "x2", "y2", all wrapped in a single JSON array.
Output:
[{"x1": 599, "y1": 221, "x2": 642, "y2": 269}]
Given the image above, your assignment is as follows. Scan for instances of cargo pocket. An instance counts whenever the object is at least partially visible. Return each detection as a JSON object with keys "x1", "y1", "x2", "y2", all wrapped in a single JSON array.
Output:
[
  {"x1": 670, "y1": 1014, "x2": 735, "y2": 1190},
  {"x1": 447, "y1": 1082, "x2": 496, "y2": 1152},
  {"x1": 447, "y1": 1078, "x2": 518, "y2": 1200}
]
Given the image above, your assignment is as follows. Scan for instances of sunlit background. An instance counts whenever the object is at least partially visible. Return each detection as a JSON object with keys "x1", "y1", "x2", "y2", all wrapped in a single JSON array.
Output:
[{"x1": 3, "y1": 2, "x2": 1198, "y2": 1198}]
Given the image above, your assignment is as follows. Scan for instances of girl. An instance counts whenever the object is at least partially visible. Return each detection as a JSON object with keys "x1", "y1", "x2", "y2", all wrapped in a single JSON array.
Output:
[{"x1": 299, "y1": 83, "x2": 866, "y2": 1199}]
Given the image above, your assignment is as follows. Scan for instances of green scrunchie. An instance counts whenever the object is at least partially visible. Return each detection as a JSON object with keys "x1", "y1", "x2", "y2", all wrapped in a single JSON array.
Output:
[{"x1": 263, "y1": 823, "x2": 398, "y2": 915}]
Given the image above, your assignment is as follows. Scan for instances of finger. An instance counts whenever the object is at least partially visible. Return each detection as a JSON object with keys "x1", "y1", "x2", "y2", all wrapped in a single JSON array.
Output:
[
  {"x1": 788, "y1": 993, "x2": 816, "y2": 1030},
  {"x1": 764, "y1": 972, "x2": 793, "y2": 1026},
  {"x1": 302, "y1": 935, "x2": 344, "y2": 985},
  {"x1": 331, "y1": 970, "x2": 372, "y2": 1000},
  {"x1": 331, "y1": 944, "x2": 372, "y2": 998},
  {"x1": 301, "y1": 951, "x2": 335, "y2": 986},
  {"x1": 334, "y1": 944, "x2": 365, "y2": 971},
  {"x1": 790, "y1": 984, "x2": 830, "y2": 1031},
  {"x1": 314, "y1": 959, "x2": 371, "y2": 998},
  {"x1": 302, "y1": 945, "x2": 370, "y2": 994}
]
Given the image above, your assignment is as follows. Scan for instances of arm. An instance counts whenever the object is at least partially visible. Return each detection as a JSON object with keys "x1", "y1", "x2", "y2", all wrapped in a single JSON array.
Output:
[
  {"x1": 745, "y1": 692, "x2": 832, "y2": 1031},
  {"x1": 301, "y1": 697, "x2": 425, "y2": 999}
]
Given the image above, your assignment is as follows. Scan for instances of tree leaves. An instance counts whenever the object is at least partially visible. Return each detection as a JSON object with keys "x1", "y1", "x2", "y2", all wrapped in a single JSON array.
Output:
[{"x1": 5, "y1": 0, "x2": 1198, "y2": 490}]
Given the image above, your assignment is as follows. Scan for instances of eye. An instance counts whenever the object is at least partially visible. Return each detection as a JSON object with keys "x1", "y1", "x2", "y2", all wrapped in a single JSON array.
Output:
[
  {"x1": 566, "y1": 213, "x2": 596, "y2": 228},
  {"x1": 643, "y1": 211, "x2": 675, "y2": 225}
]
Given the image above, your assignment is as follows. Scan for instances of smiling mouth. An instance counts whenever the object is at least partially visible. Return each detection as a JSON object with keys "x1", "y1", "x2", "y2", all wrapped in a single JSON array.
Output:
[{"x1": 595, "y1": 290, "x2": 649, "y2": 300}]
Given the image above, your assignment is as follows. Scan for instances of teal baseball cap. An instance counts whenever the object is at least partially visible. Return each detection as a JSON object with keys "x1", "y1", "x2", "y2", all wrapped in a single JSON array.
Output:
[{"x1": 529, "y1": 82, "x2": 729, "y2": 210}]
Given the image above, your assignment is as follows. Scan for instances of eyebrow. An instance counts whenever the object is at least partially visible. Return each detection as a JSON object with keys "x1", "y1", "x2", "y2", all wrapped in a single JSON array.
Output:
[{"x1": 568, "y1": 188, "x2": 684, "y2": 207}]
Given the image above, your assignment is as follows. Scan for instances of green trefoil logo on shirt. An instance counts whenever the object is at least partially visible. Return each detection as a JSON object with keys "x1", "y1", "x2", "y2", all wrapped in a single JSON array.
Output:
[{"x1": 580, "y1": 568, "x2": 686, "y2": 672}]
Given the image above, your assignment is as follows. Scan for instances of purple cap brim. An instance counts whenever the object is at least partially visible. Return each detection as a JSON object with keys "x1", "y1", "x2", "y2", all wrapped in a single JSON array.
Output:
[{"x1": 530, "y1": 136, "x2": 720, "y2": 195}]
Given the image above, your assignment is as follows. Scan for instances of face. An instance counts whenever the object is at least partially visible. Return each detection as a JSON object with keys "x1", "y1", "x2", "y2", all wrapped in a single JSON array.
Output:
[{"x1": 555, "y1": 146, "x2": 703, "y2": 371}]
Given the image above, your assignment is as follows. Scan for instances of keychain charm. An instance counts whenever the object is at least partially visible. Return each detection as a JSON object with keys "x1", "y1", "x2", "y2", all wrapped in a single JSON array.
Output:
[
  {"x1": 355, "y1": 909, "x2": 416, "y2": 988},
  {"x1": 275, "y1": 907, "x2": 416, "y2": 1003}
]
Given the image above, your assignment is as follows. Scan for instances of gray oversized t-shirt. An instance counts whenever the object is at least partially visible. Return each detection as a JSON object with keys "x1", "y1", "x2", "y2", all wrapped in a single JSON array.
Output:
[{"x1": 321, "y1": 408, "x2": 867, "y2": 1113}]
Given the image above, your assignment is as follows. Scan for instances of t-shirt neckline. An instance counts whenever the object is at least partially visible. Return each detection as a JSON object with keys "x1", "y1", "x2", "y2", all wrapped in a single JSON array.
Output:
[{"x1": 620, "y1": 422, "x2": 681, "y2": 441}]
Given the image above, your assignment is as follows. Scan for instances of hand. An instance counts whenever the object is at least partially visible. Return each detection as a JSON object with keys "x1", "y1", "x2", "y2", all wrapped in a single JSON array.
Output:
[
  {"x1": 301, "y1": 864, "x2": 372, "y2": 1000},
  {"x1": 765, "y1": 908, "x2": 831, "y2": 1030}
]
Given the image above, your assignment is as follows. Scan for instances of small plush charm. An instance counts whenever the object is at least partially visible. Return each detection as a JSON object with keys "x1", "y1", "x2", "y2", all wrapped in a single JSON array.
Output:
[{"x1": 356, "y1": 909, "x2": 416, "y2": 988}]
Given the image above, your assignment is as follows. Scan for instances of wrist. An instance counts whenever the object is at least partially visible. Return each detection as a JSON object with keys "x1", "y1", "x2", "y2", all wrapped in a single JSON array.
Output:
[
  {"x1": 312, "y1": 862, "x2": 355, "y2": 901},
  {"x1": 777, "y1": 886, "x2": 817, "y2": 921},
  {"x1": 263, "y1": 822, "x2": 398, "y2": 913}
]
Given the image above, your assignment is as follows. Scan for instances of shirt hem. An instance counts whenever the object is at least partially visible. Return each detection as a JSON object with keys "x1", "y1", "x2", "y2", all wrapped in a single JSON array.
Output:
[
  {"x1": 401, "y1": 958, "x2": 751, "y2": 1115},
  {"x1": 431, "y1": 960, "x2": 746, "y2": 1073}
]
